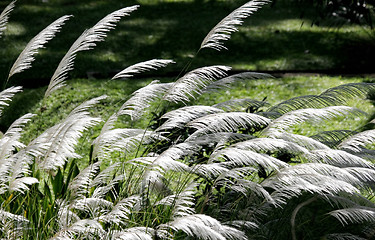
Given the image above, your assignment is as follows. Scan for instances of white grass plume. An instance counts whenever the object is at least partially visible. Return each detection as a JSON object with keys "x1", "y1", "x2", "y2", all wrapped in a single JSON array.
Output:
[
  {"x1": 158, "y1": 214, "x2": 247, "y2": 240},
  {"x1": 156, "y1": 105, "x2": 224, "y2": 132},
  {"x1": 8, "y1": 15, "x2": 71, "y2": 79},
  {"x1": 45, "y1": 5, "x2": 139, "y2": 97},
  {"x1": 156, "y1": 183, "x2": 197, "y2": 218},
  {"x1": 210, "y1": 147, "x2": 289, "y2": 171},
  {"x1": 262, "y1": 106, "x2": 365, "y2": 135},
  {"x1": 320, "y1": 82, "x2": 375, "y2": 104},
  {"x1": 186, "y1": 112, "x2": 270, "y2": 141},
  {"x1": 0, "y1": 113, "x2": 33, "y2": 162},
  {"x1": 329, "y1": 207, "x2": 375, "y2": 226},
  {"x1": 110, "y1": 227, "x2": 155, "y2": 240},
  {"x1": 0, "y1": 209, "x2": 29, "y2": 239},
  {"x1": 112, "y1": 59, "x2": 175, "y2": 79},
  {"x1": 204, "y1": 71, "x2": 272, "y2": 93},
  {"x1": 231, "y1": 137, "x2": 309, "y2": 155},
  {"x1": 98, "y1": 195, "x2": 141, "y2": 225},
  {"x1": 271, "y1": 132, "x2": 331, "y2": 150},
  {"x1": 213, "y1": 98, "x2": 269, "y2": 112},
  {"x1": 307, "y1": 149, "x2": 374, "y2": 168},
  {"x1": 118, "y1": 80, "x2": 173, "y2": 121},
  {"x1": 164, "y1": 65, "x2": 231, "y2": 103},
  {"x1": 325, "y1": 233, "x2": 367, "y2": 240},
  {"x1": 92, "y1": 128, "x2": 147, "y2": 160},
  {"x1": 339, "y1": 129, "x2": 375, "y2": 153},
  {"x1": 0, "y1": 1, "x2": 16, "y2": 38},
  {"x1": 0, "y1": 86, "x2": 22, "y2": 117},
  {"x1": 31, "y1": 96, "x2": 104, "y2": 171},
  {"x1": 200, "y1": 0, "x2": 269, "y2": 51},
  {"x1": 68, "y1": 162, "x2": 101, "y2": 199}
]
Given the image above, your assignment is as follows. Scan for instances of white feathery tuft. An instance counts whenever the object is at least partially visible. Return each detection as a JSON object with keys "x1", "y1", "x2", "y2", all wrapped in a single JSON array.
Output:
[
  {"x1": 159, "y1": 214, "x2": 247, "y2": 240},
  {"x1": 8, "y1": 15, "x2": 72, "y2": 79},
  {"x1": 186, "y1": 112, "x2": 270, "y2": 141},
  {"x1": 156, "y1": 183, "x2": 197, "y2": 218},
  {"x1": 68, "y1": 162, "x2": 101, "y2": 199},
  {"x1": 0, "y1": 86, "x2": 22, "y2": 117},
  {"x1": 204, "y1": 71, "x2": 272, "y2": 93},
  {"x1": 262, "y1": 106, "x2": 365, "y2": 135},
  {"x1": 164, "y1": 65, "x2": 231, "y2": 103},
  {"x1": 200, "y1": 0, "x2": 269, "y2": 51},
  {"x1": 0, "y1": 1, "x2": 16, "y2": 38},
  {"x1": 329, "y1": 207, "x2": 375, "y2": 226},
  {"x1": 117, "y1": 80, "x2": 173, "y2": 121},
  {"x1": 210, "y1": 147, "x2": 289, "y2": 170},
  {"x1": 231, "y1": 137, "x2": 309, "y2": 155},
  {"x1": 110, "y1": 227, "x2": 155, "y2": 240},
  {"x1": 45, "y1": 5, "x2": 139, "y2": 97},
  {"x1": 339, "y1": 129, "x2": 375, "y2": 153},
  {"x1": 31, "y1": 96, "x2": 104, "y2": 171},
  {"x1": 307, "y1": 149, "x2": 375, "y2": 168},
  {"x1": 156, "y1": 105, "x2": 224, "y2": 132},
  {"x1": 112, "y1": 59, "x2": 175, "y2": 79}
]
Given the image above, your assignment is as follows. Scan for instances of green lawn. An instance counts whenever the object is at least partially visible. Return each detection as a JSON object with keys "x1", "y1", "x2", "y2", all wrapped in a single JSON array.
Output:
[
  {"x1": 1, "y1": 75, "x2": 372, "y2": 145},
  {"x1": 0, "y1": 0, "x2": 374, "y2": 88}
]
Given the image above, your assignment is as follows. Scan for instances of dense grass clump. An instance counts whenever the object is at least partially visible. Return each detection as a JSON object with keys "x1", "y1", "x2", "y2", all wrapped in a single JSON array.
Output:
[{"x1": 0, "y1": 1, "x2": 375, "y2": 239}]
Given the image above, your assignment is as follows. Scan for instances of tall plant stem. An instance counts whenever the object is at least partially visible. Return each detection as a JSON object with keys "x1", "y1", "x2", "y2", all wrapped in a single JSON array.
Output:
[{"x1": 291, "y1": 196, "x2": 318, "y2": 240}]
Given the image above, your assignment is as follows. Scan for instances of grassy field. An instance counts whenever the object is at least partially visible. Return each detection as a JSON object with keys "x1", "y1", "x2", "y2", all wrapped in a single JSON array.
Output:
[
  {"x1": 0, "y1": 0, "x2": 374, "y2": 88},
  {"x1": 1, "y1": 75, "x2": 372, "y2": 143}
]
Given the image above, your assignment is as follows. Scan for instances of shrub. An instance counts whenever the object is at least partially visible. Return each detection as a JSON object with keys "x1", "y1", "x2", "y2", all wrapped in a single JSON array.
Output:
[{"x1": 1, "y1": 0, "x2": 375, "y2": 239}]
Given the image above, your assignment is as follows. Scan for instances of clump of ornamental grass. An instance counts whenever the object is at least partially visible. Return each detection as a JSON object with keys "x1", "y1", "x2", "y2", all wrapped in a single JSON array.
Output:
[{"x1": 1, "y1": 1, "x2": 375, "y2": 239}]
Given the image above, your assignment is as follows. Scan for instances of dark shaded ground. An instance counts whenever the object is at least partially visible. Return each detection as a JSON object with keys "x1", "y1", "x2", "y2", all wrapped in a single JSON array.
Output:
[{"x1": 0, "y1": 0, "x2": 374, "y2": 88}]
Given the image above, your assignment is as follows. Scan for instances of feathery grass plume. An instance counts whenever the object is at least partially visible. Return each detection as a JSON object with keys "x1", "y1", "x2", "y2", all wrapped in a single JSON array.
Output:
[
  {"x1": 267, "y1": 95, "x2": 339, "y2": 115},
  {"x1": 230, "y1": 137, "x2": 309, "y2": 155},
  {"x1": 320, "y1": 82, "x2": 375, "y2": 104},
  {"x1": 30, "y1": 96, "x2": 104, "y2": 171},
  {"x1": 262, "y1": 106, "x2": 366, "y2": 136},
  {"x1": 204, "y1": 72, "x2": 273, "y2": 93},
  {"x1": 339, "y1": 129, "x2": 375, "y2": 153},
  {"x1": 156, "y1": 105, "x2": 224, "y2": 132},
  {"x1": 325, "y1": 233, "x2": 367, "y2": 240},
  {"x1": 158, "y1": 214, "x2": 247, "y2": 240},
  {"x1": 210, "y1": 147, "x2": 289, "y2": 171},
  {"x1": 45, "y1": 5, "x2": 139, "y2": 98},
  {"x1": 92, "y1": 128, "x2": 147, "y2": 160},
  {"x1": 262, "y1": 163, "x2": 369, "y2": 201},
  {"x1": 156, "y1": 183, "x2": 197, "y2": 218},
  {"x1": 200, "y1": 0, "x2": 269, "y2": 51},
  {"x1": 214, "y1": 167, "x2": 273, "y2": 201},
  {"x1": 71, "y1": 197, "x2": 113, "y2": 218},
  {"x1": 68, "y1": 161, "x2": 101, "y2": 199},
  {"x1": 0, "y1": 86, "x2": 22, "y2": 116},
  {"x1": 0, "y1": 113, "x2": 34, "y2": 162},
  {"x1": 310, "y1": 130, "x2": 357, "y2": 148},
  {"x1": 34, "y1": 116, "x2": 102, "y2": 172},
  {"x1": 186, "y1": 112, "x2": 271, "y2": 141},
  {"x1": 306, "y1": 149, "x2": 374, "y2": 168},
  {"x1": 0, "y1": 209, "x2": 29, "y2": 239},
  {"x1": 270, "y1": 132, "x2": 330, "y2": 150},
  {"x1": 213, "y1": 98, "x2": 270, "y2": 112},
  {"x1": 0, "y1": 1, "x2": 15, "y2": 38},
  {"x1": 52, "y1": 219, "x2": 105, "y2": 239},
  {"x1": 7, "y1": 15, "x2": 71, "y2": 80},
  {"x1": 98, "y1": 195, "x2": 141, "y2": 225},
  {"x1": 112, "y1": 59, "x2": 175, "y2": 79},
  {"x1": 329, "y1": 207, "x2": 375, "y2": 226},
  {"x1": 117, "y1": 80, "x2": 173, "y2": 121},
  {"x1": 264, "y1": 174, "x2": 360, "y2": 206},
  {"x1": 164, "y1": 65, "x2": 231, "y2": 103},
  {"x1": 109, "y1": 227, "x2": 156, "y2": 240}
]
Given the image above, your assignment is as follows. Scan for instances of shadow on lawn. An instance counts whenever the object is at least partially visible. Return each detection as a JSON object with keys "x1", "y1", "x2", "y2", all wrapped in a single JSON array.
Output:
[{"x1": 0, "y1": 0, "x2": 374, "y2": 88}]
